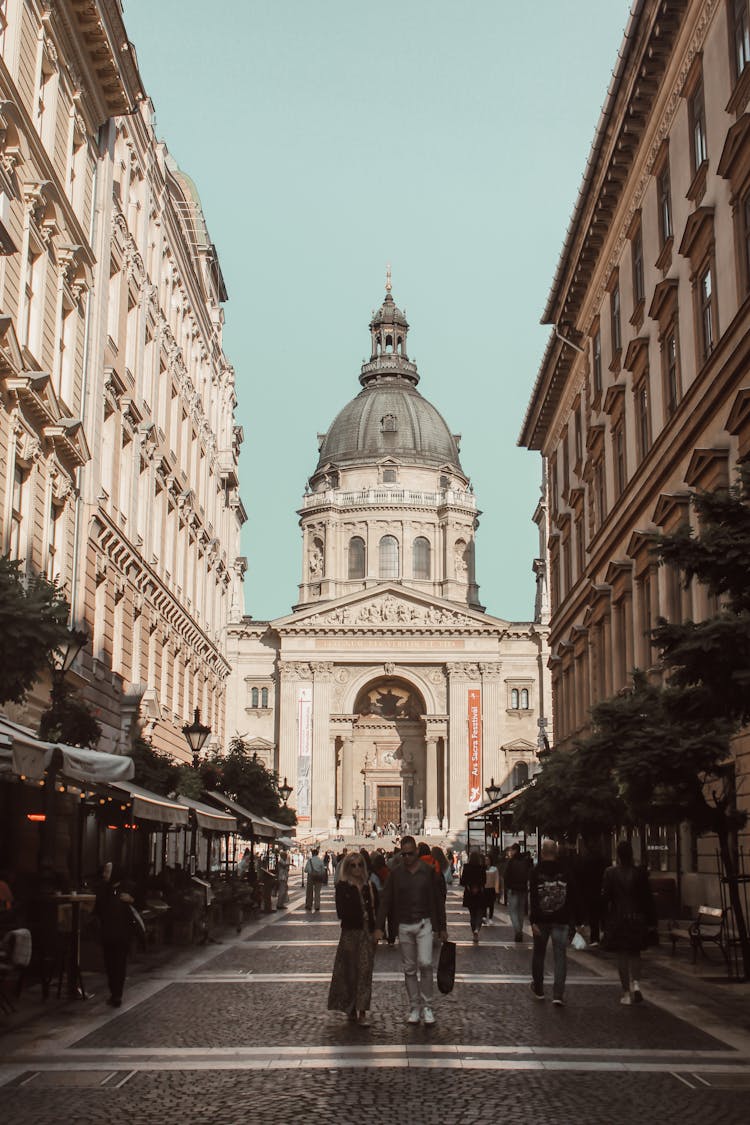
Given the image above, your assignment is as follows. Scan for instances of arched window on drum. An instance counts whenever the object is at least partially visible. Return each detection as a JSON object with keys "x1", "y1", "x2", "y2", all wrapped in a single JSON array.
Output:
[
  {"x1": 348, "y1": 535, "x2": 366, "y2": 579},
  {"x1": 412, "y1": 537, "x2": 431, "y2": 579},
  {"x1": 379, "y1": 535, "x2": 399, "y2": 579}
]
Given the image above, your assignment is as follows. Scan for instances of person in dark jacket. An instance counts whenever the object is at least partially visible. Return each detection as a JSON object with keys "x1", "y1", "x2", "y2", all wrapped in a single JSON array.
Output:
[
  {"x1": 327, "y1": 852, "x2": 378, "y2": 1026},
  {"x1": 579, "y1": 840, "x2": 608, "y2": 946},
  {"x1": 95, "y1": 863, "x2": 139, "y2": 1007},
  {"x1": 460, "y1": 850, "x2": 486, "y2": 943},
  {"x1": 374, "y1": 836, "x2": 447, "y2": 1026},
  {"x1": 601, "y1": 839, "x2": 657, "y2": 1005},
  {"x1": 529, "y1": 840, "x2": 582, "y2": 1005},
  {"x1": 504, "y1": 843, "x2": 532, "y2": 942}
]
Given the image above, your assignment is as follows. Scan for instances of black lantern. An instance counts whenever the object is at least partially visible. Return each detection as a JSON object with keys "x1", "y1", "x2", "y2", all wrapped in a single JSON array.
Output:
[
  {"x1": 485, "y1": 777, "x2": 501, "y2": 804},
  {"x1": 182, "y1": 707, "x2": 211, "y2": 767},
  {"x1": 279, "y1": 777, "x2": 293, "y2": 806},
  {"x1": 51, "y1": 627, "x2": 89, "y2": 675}
]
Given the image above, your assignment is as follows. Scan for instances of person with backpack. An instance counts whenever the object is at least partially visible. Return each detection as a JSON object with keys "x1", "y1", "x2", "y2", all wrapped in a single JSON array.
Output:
[
  {"x1": 529, "y1": 839, "x2": 583, "y2": 1006},
  {"x1": 304, "y1": 848, "x2": 326, "y2": 912}
]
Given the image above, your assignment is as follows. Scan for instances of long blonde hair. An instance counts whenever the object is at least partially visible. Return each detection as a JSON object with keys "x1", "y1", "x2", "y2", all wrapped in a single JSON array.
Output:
[{"x1": 339, "y1": 852, "x2": 374, "y2": 910}]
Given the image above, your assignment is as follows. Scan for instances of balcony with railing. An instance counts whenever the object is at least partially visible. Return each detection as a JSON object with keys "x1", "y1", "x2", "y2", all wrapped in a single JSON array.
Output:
[{"x1": 301, "y1": 487, "x2": 476, "y2": 511}]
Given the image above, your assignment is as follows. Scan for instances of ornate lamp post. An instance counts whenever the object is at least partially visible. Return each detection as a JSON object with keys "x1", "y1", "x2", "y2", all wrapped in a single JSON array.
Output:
[
  {"x1": 485, "y1": 777, "x2": 502, "y2": 855},
  {"x1": 181, "y1": 709, "x2": 211, "y2": 875},
  {"x1": 279, "y1": 777, "x2": 293, "y2": 806},
  {"x1": 182, "y1": 708, "x2": 211, "y2": 769}
]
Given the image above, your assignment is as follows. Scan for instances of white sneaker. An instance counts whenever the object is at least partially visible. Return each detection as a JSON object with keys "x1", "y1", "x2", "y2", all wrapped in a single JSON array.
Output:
[
  {"x1": 407, "y1": 1008, "x2": 421, "y2": 1024},
  {"x1": 422, "y1": 1006, "x2": 435, "y2": 1025},
  {"x1": 620, "y1": 992, "x2": 633, "y2": 1005}
]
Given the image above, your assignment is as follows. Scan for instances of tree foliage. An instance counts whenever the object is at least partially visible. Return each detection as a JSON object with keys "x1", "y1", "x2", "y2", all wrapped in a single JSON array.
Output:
[
  {"x1": 38, "y1": 678, "x2": 102, "y2": 748},
  {"x1": 201, "y1": 735, "x2": 296, "y2": 826},
  {"x1": 0, "y1": 556, "x2": 73, "y2": 705}
]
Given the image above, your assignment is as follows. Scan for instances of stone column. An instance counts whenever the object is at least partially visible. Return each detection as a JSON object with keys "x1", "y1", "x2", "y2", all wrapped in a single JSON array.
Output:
[
  {"x1": 423, "y1": 735, "x2": 440, "y2": 834},
  {"x1": 480, "y1": 662, "x2": 502, "y2": 792},
  {"x1": 340, "y1": 736, "x2": 355, "y2": 834},
  {"x1": 447, "y1": 664, "x2": 471, "y2": 832},
  {"x1": 311, "y1": 662, "x2": 335, "y2": 831},
  {"x1": 278, "y1": 662, "x2": 311, "y2": 822}
]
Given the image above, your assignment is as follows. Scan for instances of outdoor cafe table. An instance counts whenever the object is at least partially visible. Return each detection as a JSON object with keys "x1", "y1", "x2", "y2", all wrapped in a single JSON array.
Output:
[{"x1": 49, "y1": 892, "x2": 96, "y2": 999}]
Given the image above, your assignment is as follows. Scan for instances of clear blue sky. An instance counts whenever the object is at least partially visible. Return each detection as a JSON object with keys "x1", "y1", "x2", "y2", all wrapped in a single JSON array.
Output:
[{"x1": 123, "y1": 0, "x2": 630, "y2": 623}]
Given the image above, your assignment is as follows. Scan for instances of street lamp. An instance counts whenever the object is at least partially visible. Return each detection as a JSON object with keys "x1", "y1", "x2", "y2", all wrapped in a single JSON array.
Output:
[
  {"x1": 182, "y1": 707, "x2": 211, "y2": 768},
  {"x1": 279, "y1": 777, "x2": 293, "y2": 806},
  {"x1": 51, "y1": 626, "x2": 89, "y2": 677},
  {"x1": 485, "y1": 777, "x2": 501, "y2": 804}
]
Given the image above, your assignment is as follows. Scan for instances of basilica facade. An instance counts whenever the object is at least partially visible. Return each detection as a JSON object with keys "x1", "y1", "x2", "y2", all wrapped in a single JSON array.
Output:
[{"x1": 226, "y1": 285, "x2": 550, "y2": 838}]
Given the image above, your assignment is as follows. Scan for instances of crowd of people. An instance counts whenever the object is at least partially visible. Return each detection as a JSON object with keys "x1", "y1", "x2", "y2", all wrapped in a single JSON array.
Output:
[{"x1": 312, "y1": 835, "x2": 657, "y2": 1026}]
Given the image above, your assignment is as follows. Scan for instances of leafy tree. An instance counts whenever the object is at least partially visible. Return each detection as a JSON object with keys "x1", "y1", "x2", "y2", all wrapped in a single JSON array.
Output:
[
  {"x1": 130, "y1": 737, "x2": 182, "y2": 795},
  {"x1": 514, "y1": 740, "x2": 622, "y2": 839},
  {"x1": 38, "y1": 677, "x2": 102, "y2": 748},
  {"x1": 0, "y1": 556, "x2": 72, "y2": 705},
  {"x1": 201, "y1": 735, "x2": 296, "y2": 826},
  {"x1": 650, "y1": 465, "x2": 750, "y2": 976}
]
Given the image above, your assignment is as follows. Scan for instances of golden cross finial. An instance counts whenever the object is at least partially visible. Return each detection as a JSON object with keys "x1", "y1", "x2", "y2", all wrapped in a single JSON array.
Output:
[{"x1": 385, "y1": 263, "x2": 392, "y2": 293}]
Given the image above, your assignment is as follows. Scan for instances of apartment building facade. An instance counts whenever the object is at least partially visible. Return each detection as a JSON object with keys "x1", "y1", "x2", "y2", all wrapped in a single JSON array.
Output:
[
  {"x1": 0, "y1": 1, "x2": 244, "y2": 758},
  {"x1": 520, "y1": 0, "x2": 750, "y2": 891}
]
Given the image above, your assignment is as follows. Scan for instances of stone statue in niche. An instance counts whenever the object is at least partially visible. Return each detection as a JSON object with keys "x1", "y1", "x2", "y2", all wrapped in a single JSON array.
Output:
[
  {"x1": 454, "y1": 540, "x2": 469, "y2": 579},
  {"x1": 309, "y1": 538, "x2": 324, "y2": 578}
]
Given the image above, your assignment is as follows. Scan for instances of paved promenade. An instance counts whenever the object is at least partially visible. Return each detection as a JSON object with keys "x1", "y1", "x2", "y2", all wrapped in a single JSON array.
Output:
[{"x1": 1, "y1": 883, "x2": 749, "y2": 1124}]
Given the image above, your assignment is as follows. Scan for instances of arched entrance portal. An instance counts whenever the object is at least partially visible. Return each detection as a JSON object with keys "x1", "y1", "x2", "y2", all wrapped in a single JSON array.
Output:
[{"x1": 348, "y1": 677, "x2": 426, "y2": 833}]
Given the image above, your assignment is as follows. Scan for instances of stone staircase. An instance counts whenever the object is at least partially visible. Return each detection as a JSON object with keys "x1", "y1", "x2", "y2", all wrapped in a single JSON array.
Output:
[{"x1": 313, "y1": 830, "x2": 466, "y2": 853}]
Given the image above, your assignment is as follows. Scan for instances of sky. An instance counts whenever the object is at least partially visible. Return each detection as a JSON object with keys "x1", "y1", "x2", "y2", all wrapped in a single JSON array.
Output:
[{"x1": 123, "y1": 0, "x2": 631, "y2": 624}]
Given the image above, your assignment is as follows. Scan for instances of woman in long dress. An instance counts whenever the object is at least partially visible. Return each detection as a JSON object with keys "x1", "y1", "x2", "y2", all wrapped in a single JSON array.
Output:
[{"x1": 327, "y1": 851, "x2": 378, "y2": 1026}]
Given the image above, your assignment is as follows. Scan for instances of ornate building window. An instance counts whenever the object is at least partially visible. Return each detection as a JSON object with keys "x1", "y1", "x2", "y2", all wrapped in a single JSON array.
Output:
[
  {"x1": 610, "y1": 278, "x2": 622, "y2": 361},
  {"x1": 657, "y1": 158, "x2": 673, "y2": 248},
  {"x1": 591, "y1": 326, "x2": 602, "y2": 399},
  {"x1": 251, "y1": 687, "x2": 259, "y2": 708},
  {"x1": 689, "y1": 72, "x2": 708, "y2": 175},
  {"x1": 261, "y1": 687, "x2": 268, "y2": 708},
  {"x1": 348, "y1": 535, "x2": 366, "y2": 579},
  {"x1": 379, "y1": 535, "x2": 399, "y2": 579},
  {"x1": 635, "y1": 378, "x2": 651, "y2": 462},
  {"x1": 412, "y1": 536, "x2": 431, "y2": 579},
  {"x1": 511, "y1": 688, "x2": 519, "y2": 709}
]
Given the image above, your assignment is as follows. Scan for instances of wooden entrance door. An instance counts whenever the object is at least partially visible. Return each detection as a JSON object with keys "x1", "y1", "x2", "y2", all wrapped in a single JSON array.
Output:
[{"x1": 377, "y1": 785, "x2": 401, "y2": 826}]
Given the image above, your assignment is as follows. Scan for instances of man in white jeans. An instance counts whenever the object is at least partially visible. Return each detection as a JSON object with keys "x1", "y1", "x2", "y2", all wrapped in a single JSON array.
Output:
[{"x1": 374, "y1": 836, "x2": 447, "y2": 1025}]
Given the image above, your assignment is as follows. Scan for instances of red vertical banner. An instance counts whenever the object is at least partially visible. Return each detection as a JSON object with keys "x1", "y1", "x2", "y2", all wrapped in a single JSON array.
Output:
[{"x1": 468, "y1": 688, "x2": 482, "y2": 809}]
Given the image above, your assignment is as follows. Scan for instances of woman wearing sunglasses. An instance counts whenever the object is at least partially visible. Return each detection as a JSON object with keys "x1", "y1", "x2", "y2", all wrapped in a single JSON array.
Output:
[{"x1": 327, "y1": 851, "x2": 379, "y2": 1026}]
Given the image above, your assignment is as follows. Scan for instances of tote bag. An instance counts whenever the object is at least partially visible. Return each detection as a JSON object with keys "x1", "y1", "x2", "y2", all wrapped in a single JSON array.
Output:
[{"x1": 437, "y1": 940, "x2": 456, "y2": 994}]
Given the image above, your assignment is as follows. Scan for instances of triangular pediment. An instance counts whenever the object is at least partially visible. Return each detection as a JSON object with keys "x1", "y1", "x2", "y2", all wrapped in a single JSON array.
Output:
[
  {"x1": 502, "y1": 738, "x2": 538, "y2": 753},
  {"x1": 273, "y1": 584, "x2": 511, "y2": 635},
  {"x1": 247, "y1": 736, "x2": 275, "y2": 752}
]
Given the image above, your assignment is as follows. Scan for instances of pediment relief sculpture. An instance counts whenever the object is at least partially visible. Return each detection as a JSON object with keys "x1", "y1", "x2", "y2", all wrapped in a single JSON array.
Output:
[{"x1": 296, "y1": 592, "x2": 489, "y2": 632}]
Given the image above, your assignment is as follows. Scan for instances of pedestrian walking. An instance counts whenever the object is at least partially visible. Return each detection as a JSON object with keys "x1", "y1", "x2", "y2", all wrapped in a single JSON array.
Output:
[
  {"x1": 504, "y1": 842, "x2": 531, "y2": 942},
  {"x1": 374, "y1": 834, "x2": 447, "y2": 1026},
  {"x1": 304, "y1": 848, "x2": 326, "y2": 912},
  {"x1": 95, "y1": 863, "x2": 140, "y2": 1008},
  {"x1": 601, "y1": 839, "x2": 657, "y2": 1005},
  {"x1": 529, "y1": 840, "x2": 583, "y2": 1006},
  {"x1": 460, "y1": 850, "x2": 486, "y2": 943},
  {"x1": 327, "y1": 852, "x2": 378, "y2": 1026},
  {"x1": 484, "y1": 854, "x2": 500, "y2": 925},
  {"x1": 579, "y1": 839, "x2": 608, "y2": 946},
  {"x1": 276, "y1": 850, "x2": 290, "y2": 909}
]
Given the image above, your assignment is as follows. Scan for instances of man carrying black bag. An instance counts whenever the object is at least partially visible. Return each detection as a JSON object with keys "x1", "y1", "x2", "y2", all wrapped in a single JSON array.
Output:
[{"x1": 374, "y1": 836, "x2": 447, "y2": 1026}]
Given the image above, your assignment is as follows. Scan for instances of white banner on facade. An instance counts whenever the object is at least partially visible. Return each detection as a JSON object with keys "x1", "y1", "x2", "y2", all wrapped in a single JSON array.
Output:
[{"x1": 296, "y1": 685, "x2": 313, "y2": 821}]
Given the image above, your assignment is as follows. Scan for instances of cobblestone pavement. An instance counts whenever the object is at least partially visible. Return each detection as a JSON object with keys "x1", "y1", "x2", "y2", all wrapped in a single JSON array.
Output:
[{"x1": 2, "y1": 884, "x2": 750, "y2": 1124}]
